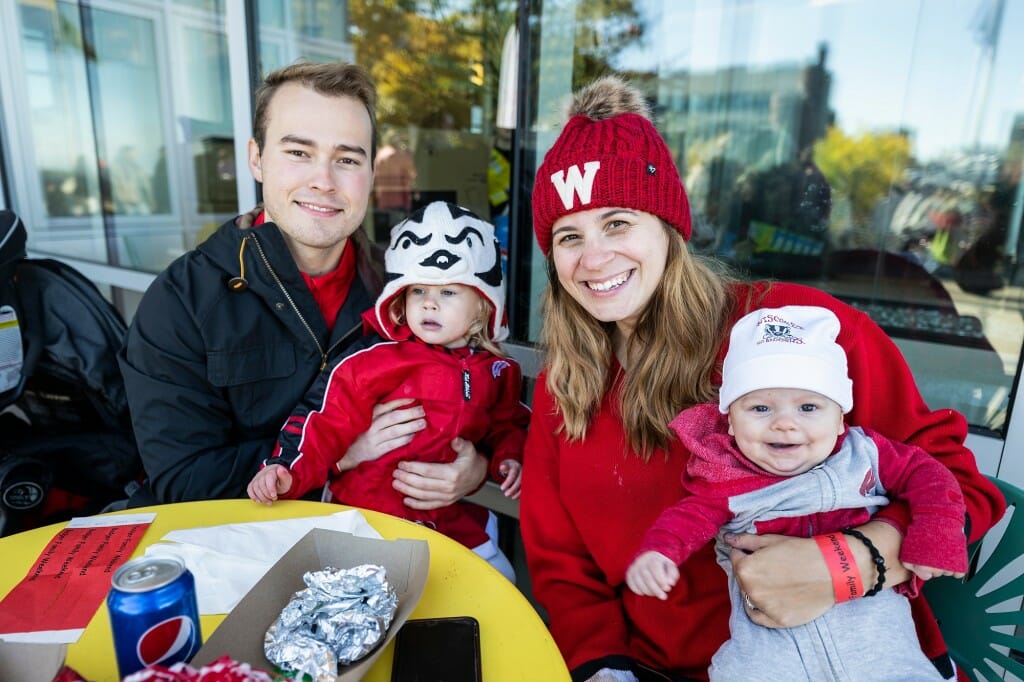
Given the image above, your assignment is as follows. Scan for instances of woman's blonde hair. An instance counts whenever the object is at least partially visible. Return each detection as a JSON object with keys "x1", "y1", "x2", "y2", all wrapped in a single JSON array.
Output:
[
  {"x1": 541, "y1": 226, "x2": 736, "y2": 458},
  {"x1": 388, "y1": 287, "x2": 507, "y2": 358}
]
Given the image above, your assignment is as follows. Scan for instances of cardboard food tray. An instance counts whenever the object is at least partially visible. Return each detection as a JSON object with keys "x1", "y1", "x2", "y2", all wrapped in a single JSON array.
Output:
[
  {"x1": 191, "y1": 528, "x2": 429, "y2": 680},
  {"x1": 0, "y1": 641, "x2": 67, "y2": 682}
]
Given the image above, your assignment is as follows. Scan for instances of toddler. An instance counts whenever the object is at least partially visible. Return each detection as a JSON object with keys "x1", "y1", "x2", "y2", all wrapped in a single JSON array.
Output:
[{"x1": 248, "y1": 201, "x2": 529, "y2": 581}]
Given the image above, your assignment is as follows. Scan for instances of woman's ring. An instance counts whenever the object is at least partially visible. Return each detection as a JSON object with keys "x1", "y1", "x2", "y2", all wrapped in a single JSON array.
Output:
[{"x1": 742, "y1": 591, "x2": 759, "y2": 611}]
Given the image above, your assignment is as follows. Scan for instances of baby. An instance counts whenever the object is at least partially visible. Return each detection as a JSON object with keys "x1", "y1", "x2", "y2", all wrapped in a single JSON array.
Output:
[{"x1": 626, "y1": 305, "x2": 967, "y2": 681}]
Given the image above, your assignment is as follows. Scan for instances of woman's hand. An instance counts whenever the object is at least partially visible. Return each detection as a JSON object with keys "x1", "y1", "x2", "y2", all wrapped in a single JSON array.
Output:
[
  {"x1": 336, "y1": 398, "x2": 426, "y2": 473},
  {"x1": 393, "y1": 437, "x2": 488, "y2": 510},
  {"x1": 725, "y1": 520, "x2": 909, "y2": 628}
]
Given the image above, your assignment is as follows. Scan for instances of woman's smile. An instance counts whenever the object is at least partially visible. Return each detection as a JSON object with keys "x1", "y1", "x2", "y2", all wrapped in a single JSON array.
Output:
[{"x1": 585, "y1": 270, "x2": 633, "y2": 292}]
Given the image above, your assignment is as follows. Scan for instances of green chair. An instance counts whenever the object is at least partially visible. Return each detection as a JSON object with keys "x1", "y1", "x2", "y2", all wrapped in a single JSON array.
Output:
[{"x1": 924, "y1": 476, "x2": 1024, "y2": 681}]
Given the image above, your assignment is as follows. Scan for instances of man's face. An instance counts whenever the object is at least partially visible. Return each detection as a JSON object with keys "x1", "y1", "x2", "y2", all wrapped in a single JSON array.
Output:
[{"x1": 247, "y1": 82, "x2": 373, "y2": 271}]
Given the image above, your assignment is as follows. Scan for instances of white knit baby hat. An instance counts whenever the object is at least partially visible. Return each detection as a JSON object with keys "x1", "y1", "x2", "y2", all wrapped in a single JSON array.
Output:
[
  {"x1": 718, "y1": 305, "x2": 853, "y2": 414},
  {"x1": 377, "y1": 201, "x2": 507, "y2": 341}
]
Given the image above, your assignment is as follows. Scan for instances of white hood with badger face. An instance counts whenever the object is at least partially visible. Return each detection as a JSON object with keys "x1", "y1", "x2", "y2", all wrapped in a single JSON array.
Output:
[{"x1": 373, "y1": 201, "x2": 507, "y2": 342}]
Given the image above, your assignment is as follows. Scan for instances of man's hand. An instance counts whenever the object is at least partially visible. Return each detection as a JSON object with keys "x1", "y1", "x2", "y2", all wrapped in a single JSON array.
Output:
[
  {"x1": 337, "y1": 398, "x2": 426, "y2": 472},
  {"x1": 247, "y1": 464, "x2": 292, "y2": 505},
  {"x1": 393, "y1": 437, "x2": 488, "y2": 510}
]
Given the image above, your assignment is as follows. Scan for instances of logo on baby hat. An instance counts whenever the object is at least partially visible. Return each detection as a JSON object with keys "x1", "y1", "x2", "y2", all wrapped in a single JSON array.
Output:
[
  {"x1": 763, "y1": 323, "x2": 795, "y2": 340},
  {"x1": 757, "y1": 315, "x2": 806, "y2": 345},
  {"x1": 491, "y1": 360, "x2": 510, "y2": 378}
]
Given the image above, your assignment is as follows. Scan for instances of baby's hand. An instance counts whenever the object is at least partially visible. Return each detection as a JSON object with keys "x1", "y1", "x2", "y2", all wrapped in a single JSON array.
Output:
[
  {"x1": 247, "y1": 464, "x2": 293, "y2": 506},
  {"x1": 625, "y1": 551, "x2": 679, "y2": 600},
  {"x1": 903, "y1": 562, "x2": 965, "y2": 581},
  {"x1": 498, "y1": 459, "x2": 522, "y2": 499}
]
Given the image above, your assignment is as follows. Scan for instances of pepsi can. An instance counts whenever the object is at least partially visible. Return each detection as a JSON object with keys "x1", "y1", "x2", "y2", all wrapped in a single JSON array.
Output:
[{"x1": 107, "y1": 556, "x2": 203, "y2": 678}]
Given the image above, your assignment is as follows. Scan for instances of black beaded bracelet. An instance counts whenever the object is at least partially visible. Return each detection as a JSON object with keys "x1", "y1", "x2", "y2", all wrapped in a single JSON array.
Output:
[{"x1": 842, "y1": 528, "x2": 886, "y2": 597}]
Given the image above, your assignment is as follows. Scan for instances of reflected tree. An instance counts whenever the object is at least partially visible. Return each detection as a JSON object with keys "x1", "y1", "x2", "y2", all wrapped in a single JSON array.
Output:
[
  {"x1": 813, "y1": 127, "x2": 912, "y2": 237},
  {"x1": 571, "y1": 0, "x2": 645, "y2": 87},
  {"x1": 349, "y1": 0, "x2": 517, "y2": 130}
]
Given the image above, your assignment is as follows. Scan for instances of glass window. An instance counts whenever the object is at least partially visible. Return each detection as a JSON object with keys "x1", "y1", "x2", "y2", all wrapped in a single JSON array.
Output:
[
  {"x1": 10, "y1": 0, "x2": 237, "y2": 272},
  {"x1": 18, "y1": 1, "x2": 103, "y2": 255},
  {"x1": 525, "y1": 0, "x2": 1024, "y2": 435},
  {"x1": 176, "y1": 22, "x2": 235, "y2": 217},
  {"x1": 8, "y1": 0, "x2": 1017, "y2": 438},
  {"x1": 90, "y1": 8, "x2": 166, "y2": 219},
  {"x1": 254, "y1": 0, "x2": 519, "y2": 261},
  {"x1": 8, "y1": 0, "x2": 517, "y2": 275}
]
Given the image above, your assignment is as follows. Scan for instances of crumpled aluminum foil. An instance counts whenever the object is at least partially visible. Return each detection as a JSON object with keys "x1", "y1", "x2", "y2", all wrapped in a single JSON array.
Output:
[{"x1": 264, "y1": 564, "x2": 398, "y2": 682}]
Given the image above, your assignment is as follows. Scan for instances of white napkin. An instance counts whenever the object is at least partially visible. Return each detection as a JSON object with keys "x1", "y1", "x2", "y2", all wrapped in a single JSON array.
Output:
[{"x1": 143, "y1": 510, "x2": 380, "y2": 614}]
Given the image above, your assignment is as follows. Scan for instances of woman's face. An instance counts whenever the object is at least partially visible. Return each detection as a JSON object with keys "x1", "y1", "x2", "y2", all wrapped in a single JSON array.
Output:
[{"x1": 550, "y1": 207, "x2": 669, "y2": 335}]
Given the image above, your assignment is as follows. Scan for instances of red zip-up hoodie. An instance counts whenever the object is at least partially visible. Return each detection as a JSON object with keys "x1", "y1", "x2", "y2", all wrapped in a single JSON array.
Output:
[{"x1": 273, "y1": 309, "x2": 529, "y2": 548}]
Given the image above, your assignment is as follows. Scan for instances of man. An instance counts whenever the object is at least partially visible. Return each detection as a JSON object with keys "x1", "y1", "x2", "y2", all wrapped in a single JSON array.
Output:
[{"x1": 119, "y1": 62, "x2": 486, "y2": 505}]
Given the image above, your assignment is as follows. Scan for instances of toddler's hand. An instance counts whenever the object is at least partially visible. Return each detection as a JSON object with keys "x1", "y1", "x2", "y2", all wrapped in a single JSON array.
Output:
[
  {"x1": 625, "y1": 551, "x2": 679, "y2": 600},
  {"x1": 247, "y1": 464, "x2": 293, "y2": 506},
  {"x1": 903, "y1": 561, "x2": 965, "y2": 581},
  {"x1": 498, "y1": 459, "x2": 522, "y2": 499}
]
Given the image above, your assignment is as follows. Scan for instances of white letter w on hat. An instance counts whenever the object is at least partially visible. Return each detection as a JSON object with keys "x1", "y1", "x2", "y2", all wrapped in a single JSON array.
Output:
[{"x1": 550, "y1": 161, "x2": 601, "y2": 210}]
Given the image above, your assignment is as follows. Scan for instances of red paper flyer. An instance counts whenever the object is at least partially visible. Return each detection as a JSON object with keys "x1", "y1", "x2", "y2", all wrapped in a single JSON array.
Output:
[{"x1": 0, "y1": 513, "x2": 155, "y2": 643}]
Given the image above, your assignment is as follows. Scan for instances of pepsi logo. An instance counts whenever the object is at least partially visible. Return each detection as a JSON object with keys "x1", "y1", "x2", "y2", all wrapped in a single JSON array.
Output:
[{"x1": 137, "y1": 616, "x2": 197, "y2": 667}]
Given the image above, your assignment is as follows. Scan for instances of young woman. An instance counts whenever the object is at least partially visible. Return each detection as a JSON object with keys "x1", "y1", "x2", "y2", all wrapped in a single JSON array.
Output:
[{"x1": 520, "y1": 76, "x2": 1005, "y2": 682}]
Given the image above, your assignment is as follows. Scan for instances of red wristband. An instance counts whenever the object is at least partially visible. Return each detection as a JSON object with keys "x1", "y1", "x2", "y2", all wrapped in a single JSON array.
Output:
[{"x1": 814, "y1": 532, "x2": 863, "y2": 602}]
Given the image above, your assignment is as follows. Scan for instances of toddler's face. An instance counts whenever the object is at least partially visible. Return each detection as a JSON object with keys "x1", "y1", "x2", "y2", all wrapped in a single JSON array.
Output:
[
  {"x1": 404, "y1": 283, "x2": 484, "y2": 349},
  {"x1": 727, "y1": 388, "x2": 844, "y2": 477}
]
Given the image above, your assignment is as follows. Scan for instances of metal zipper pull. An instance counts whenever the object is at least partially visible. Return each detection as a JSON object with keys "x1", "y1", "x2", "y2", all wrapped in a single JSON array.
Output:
[{"x1": 462, "y1": 368, "x2": 471, "y2": 401}]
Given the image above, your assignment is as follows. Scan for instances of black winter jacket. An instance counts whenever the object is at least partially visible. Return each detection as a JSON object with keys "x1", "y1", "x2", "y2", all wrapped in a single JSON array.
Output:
[{"x1": 119, "y1": 217, "x2": 382, "y2": 503}]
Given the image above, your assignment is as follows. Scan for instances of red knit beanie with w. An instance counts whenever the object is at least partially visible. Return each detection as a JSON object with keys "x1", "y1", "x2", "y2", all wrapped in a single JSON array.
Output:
[{"x1": 532, "y1": 76, "x2": 692, "y2": 255}]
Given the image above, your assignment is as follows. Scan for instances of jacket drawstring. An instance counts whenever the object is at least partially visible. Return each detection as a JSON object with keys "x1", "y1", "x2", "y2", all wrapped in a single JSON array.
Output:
[{"x1": 228, "y1": 237, "x2": 249, "y2": 291}]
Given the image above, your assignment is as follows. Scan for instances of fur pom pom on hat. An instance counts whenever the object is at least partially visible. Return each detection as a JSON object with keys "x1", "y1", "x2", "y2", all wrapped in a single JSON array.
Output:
[
  {"x1": 531, "y1": 75, "x2": 692, "y2": 255},
  {"x1": 719, "y1": 306, "x2": 853, "y2": 414},
  {"x1": 374, "y1": 201, "x2": 508, "y2": 342}
]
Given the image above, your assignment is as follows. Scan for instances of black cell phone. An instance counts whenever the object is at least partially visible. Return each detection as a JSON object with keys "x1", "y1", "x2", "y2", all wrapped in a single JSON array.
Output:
[{"x1": 390, "y1": 616, "x2": 482, "y2": 682}]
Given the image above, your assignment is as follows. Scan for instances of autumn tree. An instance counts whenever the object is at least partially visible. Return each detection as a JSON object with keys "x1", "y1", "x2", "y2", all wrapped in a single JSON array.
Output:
[
  {"x1": 813, "y1": 126, "x2": 912, "y2": 229},
  {"x1": 348, "y1": 0, "x2": 517, "y2": 130}
]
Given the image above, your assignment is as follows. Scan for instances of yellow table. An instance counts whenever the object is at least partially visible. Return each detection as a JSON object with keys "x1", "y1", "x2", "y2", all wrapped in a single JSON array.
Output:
[{"x1": 0, "y1": 500, "x2": 569, "y2": 681}]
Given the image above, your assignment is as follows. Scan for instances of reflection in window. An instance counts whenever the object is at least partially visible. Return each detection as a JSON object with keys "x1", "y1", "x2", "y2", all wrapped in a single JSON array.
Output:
[
  {"x1": 19, "y1": 3, "x2": 99, "y2": 220},
  {"x1": 90, "y1": 8, "x2": 165, "y2": 219},
  {"x1": 179, "y1": 26, "x2": 235, "y2": 216},
  {"x1": 12, "y1": 1, "x2": 240, "y2": 272},
  {"x1": 528, "y1": 0, "x2": 1024, "y2": 434},
  {"x1": 254, "y1": 0, "x2": 518, "y2": 258}
]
